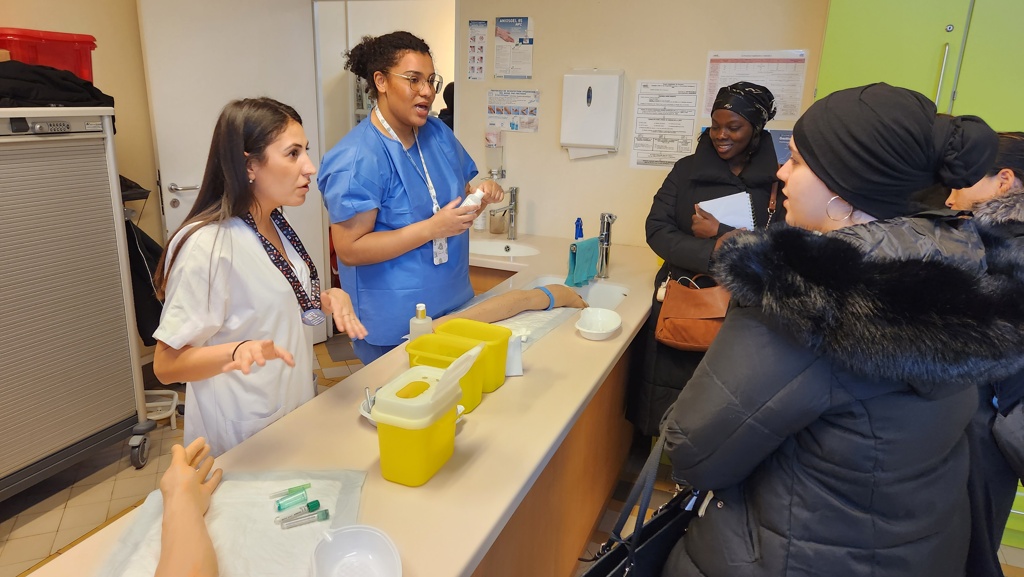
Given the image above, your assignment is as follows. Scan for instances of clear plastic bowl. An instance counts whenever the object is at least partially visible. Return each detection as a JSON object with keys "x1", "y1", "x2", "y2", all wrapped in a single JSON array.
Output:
[
  {"x1": 574, "y1": 308, "x2": 622, "y2": 341},
  {"x1": 310, "y1": 525, "x2": 402, "y2": 577}
]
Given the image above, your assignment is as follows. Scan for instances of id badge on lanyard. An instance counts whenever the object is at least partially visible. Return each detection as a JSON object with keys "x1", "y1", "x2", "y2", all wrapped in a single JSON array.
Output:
[{"x1": 376, "y1": 107, "x2": 448, "y2": 265}]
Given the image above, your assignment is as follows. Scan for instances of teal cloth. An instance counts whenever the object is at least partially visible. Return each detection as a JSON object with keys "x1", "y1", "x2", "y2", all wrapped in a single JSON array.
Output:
[{"x1": 566, "y1": 237, "x2": 599, "y2": 287}]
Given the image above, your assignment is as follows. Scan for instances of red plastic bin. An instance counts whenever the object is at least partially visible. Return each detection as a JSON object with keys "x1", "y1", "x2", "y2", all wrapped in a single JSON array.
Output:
[{"x1": 0, "y1": 28, "x2": 97, "y2": 82}]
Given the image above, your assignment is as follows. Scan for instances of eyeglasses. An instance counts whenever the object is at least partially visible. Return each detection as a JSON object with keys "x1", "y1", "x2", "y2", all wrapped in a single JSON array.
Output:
[{"x1": 387, "y1": 72, "x2": 443, "y2": 94}]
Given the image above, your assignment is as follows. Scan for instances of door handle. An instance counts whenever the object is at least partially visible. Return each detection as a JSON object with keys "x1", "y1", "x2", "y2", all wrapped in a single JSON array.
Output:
[
  {"x1": 168, "y1": 183, "x2": 200, "y2": 193},
  {"x1": 935, "y1": 43, "x2": 950, "y2": 103}
]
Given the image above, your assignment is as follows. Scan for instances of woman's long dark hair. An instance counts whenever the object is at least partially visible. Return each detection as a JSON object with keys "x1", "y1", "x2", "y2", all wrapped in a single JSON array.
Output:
[{"x1": 154, "y1": 97, "x2": 302, "y2": 299}]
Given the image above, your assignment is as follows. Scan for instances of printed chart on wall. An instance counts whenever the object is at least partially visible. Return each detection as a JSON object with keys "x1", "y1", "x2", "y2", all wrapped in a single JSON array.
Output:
[
  {"x1": 494, "y1": 17, "x2": 534, "y2": 79},
  {"x1": 486, "y1": 90, "x2": 539, "y2": 132},
  {"x1": 631, "y1": 80, "x2": 699, "y2": 169},
  {"x1": 702, "y1": 50, "x2": 807, "y2": 120},
  {"x1": 467, "y1": 20, "x2": 487, "y2": 81}
]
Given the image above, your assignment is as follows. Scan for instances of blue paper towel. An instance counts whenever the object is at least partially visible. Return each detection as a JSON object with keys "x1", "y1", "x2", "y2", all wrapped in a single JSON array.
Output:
[{"x1": 566, "y1": 237, "x2": 599, "y2": 287}]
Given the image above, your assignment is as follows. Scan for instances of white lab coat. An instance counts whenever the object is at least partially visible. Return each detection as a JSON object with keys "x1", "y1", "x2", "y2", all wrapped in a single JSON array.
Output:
[{"x1": 153, "y1": 218, "x2": 314, "y2": 456}]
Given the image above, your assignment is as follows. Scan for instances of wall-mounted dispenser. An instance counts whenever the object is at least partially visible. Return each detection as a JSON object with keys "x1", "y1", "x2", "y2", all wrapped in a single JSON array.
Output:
[{"x1": 560, "y1": 69, "x2": 624, "y2": 158}]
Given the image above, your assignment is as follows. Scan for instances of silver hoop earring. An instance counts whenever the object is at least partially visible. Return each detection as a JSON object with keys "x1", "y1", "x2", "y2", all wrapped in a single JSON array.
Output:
[{"x1": 825, "y1": 195, "x2": 853, "y2": 222}]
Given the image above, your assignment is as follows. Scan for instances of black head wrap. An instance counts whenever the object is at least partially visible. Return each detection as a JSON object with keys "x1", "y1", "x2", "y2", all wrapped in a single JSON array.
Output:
[
  {"x1": 712, "y1": 82, "x2": 777, "y2": 131},
  {"x1": 793, "y1": 83, "x2": 998, "y2": 220}
]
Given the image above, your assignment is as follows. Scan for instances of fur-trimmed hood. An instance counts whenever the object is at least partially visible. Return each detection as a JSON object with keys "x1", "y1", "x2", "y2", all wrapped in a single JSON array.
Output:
[
  {"x1": 713, "y1": 214, "x2": 1024, "y2": 397},
  {"x1": 974, "y1": 186, "x2": 1024, "y2": 226}
]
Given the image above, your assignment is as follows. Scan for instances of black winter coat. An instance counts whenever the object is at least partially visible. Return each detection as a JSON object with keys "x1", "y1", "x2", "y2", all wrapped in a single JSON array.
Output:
[
  {"x1": 963, "y1": 187, "x2": 1024, "y2": 576},
  {"x1": 661, "y1": 214, "x2": 1024, "y2": 577},
  {"x1": 628, "y1": 132, "x2": 782, "y2": 436},
  {"x1": 647, "y1": 131, "x2": 782, "y2": 285}
]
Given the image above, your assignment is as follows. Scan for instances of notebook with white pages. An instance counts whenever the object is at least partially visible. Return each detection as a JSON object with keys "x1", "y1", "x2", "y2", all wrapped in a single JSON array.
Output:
[{"x1": 697, "y1": 192, "x2": 754, "y2": 230}]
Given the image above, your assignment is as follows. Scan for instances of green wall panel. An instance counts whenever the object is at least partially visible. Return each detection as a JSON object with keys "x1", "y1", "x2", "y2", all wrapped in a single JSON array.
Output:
[
  {"x1": 950, "y1": 0, "x2": 1024, "y2": 130},
  {"x1": 816, "y1": 0, "x2": 971, "y2": 109}
]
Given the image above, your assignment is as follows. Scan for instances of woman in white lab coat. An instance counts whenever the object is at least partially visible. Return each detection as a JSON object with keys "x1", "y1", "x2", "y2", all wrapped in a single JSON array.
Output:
[{"x1": 152, "y1": 98, "x2": 367, "y2": 456}]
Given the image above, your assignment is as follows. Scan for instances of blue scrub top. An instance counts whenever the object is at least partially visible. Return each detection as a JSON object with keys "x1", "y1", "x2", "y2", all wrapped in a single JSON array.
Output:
[{"x1": 319, "y1": 115, "x2": 478, "y2": 346}]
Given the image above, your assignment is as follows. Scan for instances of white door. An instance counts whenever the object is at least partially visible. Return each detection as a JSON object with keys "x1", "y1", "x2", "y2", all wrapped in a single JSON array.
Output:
[{"x1": 139, "y1": 0, "x2": 328, "y2": 343}]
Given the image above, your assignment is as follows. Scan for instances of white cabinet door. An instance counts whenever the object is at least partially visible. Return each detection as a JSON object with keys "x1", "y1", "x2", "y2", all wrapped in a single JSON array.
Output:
[{"x1": 139, "y1": 0, "x2": 328, "y2": 343}]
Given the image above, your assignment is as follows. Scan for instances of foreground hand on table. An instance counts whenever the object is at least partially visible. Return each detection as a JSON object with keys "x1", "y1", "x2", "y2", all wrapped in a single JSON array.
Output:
[{"x1": 156, "y1": 437, "x2": 223, "y2": 577}]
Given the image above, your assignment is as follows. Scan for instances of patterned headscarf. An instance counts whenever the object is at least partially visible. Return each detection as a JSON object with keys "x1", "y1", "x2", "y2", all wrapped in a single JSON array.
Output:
[{"x1": 712, "y1": 82, "x2": 777, "y2": 131}]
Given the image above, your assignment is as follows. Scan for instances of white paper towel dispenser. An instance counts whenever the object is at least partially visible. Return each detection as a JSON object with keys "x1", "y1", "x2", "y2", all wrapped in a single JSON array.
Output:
[{"x1": 560, "y1": 69, "x2": 624, "y2": 151}]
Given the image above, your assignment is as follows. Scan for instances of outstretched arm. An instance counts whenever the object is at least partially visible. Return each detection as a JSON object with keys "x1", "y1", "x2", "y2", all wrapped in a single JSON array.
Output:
[
  {"x1": 437, "y1": 284, "x2": 586, "y2": 325},
  {"x1": 154, "y1": 340, "x2": 295, "y2": 384},
  {"x1": 156, "y1": 438, "x2": 223, "y2": 577}
]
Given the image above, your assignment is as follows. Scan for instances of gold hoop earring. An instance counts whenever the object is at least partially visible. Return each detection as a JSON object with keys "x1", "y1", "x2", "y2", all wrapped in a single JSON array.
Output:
[{"x1": 825, "y1": 195, "x2": 853, "y2": 222}]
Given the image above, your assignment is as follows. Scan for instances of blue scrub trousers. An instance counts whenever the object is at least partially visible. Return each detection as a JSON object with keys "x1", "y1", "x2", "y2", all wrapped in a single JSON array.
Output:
[{"x1": 352, "y1": 339, "x2": 398, "y2": 365}]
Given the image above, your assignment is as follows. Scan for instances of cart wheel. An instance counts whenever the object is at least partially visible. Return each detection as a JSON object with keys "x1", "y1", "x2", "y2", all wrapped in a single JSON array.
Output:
[{"x1": 130, "y1": 435, "x2": 150, "y2": 469}]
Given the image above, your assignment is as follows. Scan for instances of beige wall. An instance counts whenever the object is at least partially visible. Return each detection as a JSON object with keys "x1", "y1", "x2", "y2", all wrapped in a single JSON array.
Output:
[
  {"x1": 3, "y1": 0, "x2": 162, "y2": 243},
  {"x1": 456, "y1": 0, "x2": 830, "y2": 248}
]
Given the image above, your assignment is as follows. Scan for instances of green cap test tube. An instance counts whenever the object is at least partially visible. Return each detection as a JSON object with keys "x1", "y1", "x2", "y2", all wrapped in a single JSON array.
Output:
[{"x1": 274, "y1": 489, "x2": 308, "y2": 512}]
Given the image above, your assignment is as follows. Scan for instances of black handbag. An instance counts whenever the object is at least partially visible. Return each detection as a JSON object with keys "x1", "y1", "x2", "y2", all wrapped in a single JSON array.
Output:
[{"x1": 579, "y1": 435, "x2": 696, "y2": 577}]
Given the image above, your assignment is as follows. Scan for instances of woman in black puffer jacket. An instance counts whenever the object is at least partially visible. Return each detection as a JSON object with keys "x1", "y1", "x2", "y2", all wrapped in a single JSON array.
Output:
[
  {"x1": 629, "y1": 82, "x2": 784, "y2": 437},
  {"x1": 660, "y1": 84, "x2": 1024, "y2": 577},
  {"x1": 946, "y1": 133, "x2": 1024, "y2": 577}
]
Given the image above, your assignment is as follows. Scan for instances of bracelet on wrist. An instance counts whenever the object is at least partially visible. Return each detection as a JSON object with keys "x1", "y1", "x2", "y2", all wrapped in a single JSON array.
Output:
[
  {"x1": 536, "y1": 286, "x2": 555, "y2": 311},
  {"x1": 232, "y1": 340, "x2": 251, "y2": 361}
]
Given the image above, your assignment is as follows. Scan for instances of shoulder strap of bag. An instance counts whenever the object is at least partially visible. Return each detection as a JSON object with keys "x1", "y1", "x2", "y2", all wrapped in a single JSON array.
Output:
[{"x1": 609, "y1": 435, "x2": 667, "y2": 563}]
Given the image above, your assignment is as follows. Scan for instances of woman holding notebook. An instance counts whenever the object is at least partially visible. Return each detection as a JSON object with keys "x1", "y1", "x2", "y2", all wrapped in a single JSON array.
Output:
[{"x1": 627, "y1": 81, "x2": 785, "y2": 437}]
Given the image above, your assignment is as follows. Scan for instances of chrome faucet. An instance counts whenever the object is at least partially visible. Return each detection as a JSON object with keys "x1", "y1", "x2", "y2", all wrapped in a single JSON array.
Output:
[
  {"x1": 597, "y1": 212, "x2": 617, "y2": 278},
  {"x1": 506, "y1": 187, "x2": 519, "y2": 240}
]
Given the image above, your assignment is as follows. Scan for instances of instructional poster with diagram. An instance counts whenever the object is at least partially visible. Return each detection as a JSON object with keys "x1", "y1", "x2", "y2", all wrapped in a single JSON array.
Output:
[
  {"x1": 702, "y1": 50, "x2": 807, "y2": 120},
  {"x1": 630, "y1": 80, "x2": 700, "y2": 169},
  {"x1": 467, "y1": 20, "x2": 487, "y2": 81},
  {"x1": 494, "y1": 17, "x2": 534, "y2": 79},
  {"x1": 486, "y1": 89, "x2": 539, "y2": 132}
]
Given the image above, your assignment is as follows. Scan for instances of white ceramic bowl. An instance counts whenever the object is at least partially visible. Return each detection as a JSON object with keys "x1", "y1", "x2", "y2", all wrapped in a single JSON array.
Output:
[
  {"x1": 310, "y1": 525, "x2": 402, "y2": 577},
  {"x1": 574, "y1": 308, "x2": 622, "y2": 341}
]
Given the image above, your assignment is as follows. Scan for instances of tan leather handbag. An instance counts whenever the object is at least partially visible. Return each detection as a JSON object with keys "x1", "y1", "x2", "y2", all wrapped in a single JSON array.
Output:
[{"x1": 654, "y1": 275, "x2": 730, "y2": 351}]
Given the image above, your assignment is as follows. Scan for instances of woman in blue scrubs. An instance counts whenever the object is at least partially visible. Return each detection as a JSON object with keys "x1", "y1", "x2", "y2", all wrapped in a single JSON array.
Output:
[{"x1": 319, "y1": 31, "x2": 504, "y2": 364}]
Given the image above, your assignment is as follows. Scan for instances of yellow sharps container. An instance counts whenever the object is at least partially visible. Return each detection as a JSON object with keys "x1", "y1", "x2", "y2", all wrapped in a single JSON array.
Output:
[
  {"x1": 371, "y1": 345, "x2": 482, "y2": 487},
  {"x1": 435, "y1": 318, "x2": 512, "y2": 393}
]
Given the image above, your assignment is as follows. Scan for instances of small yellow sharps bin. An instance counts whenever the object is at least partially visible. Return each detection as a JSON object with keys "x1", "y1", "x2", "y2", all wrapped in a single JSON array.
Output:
[
  {"x1": 435, "y1": 318, "x2": 512, "y2": 393},
  {"x1": 371, "y1": 345, "x2": 482, "y2": 487}
]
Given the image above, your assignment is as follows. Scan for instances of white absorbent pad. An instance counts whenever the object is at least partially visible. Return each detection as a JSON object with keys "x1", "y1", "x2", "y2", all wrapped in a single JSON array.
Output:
[{"x1": 99, "y1": 469, "x2": 366, "y2": 577}]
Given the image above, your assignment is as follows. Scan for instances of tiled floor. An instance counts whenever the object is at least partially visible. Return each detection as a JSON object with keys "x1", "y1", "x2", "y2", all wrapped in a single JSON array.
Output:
[{"x1": 0, "y1": 335, "x2": 361, "y2": 577}]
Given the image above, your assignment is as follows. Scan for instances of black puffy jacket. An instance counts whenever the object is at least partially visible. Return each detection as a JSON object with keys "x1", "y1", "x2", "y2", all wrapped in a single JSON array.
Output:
[{"x1": 661, "y1": 213, "x2": 1024, "y2": 577}]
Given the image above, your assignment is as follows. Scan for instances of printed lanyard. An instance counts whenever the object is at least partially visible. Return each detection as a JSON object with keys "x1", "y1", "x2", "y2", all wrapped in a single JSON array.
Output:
[
  {"x1": 375, "y1": 106, "x2": 448, "y2": 265},
  {"x1": 241, "y1": 209, "x2": 326, "y2": 326}
]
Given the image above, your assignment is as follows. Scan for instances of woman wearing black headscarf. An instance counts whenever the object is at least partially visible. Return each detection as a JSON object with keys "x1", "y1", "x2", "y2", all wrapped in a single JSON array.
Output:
[
  {"x1": 628, "y1": 81, "x2": 785, "y2": 437},
  {"x1": 660, "y1": 83, "x2": 1024, "y2": 577}
]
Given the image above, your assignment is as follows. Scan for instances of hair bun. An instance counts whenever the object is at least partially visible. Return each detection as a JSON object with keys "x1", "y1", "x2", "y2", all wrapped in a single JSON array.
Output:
[{"x1": 933, "y1": 114, "x2": 998, "y2": 189}]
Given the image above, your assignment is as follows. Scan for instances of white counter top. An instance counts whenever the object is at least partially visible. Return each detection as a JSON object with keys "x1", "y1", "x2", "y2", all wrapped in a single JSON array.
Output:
[{"x1": 35, "y1": 231, "x2": 659, "y2": 577}]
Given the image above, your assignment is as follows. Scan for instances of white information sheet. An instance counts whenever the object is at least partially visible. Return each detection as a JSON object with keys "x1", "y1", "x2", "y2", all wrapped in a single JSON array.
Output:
[
  {"x1": 698, "y1": 192, "x2": 754, "y2": 230},
  {"x1": 494, "y1": 17, "x2": 534, "y2": 79},
  {"x1": 702, "y1": 50, "x2": 808, "y2": 120},
  {"x1": 630, "y1": 80, "x2": 699, "y2": 169},
  {"x1": 467, "y1": 20, "x2": 487, "y2": 81},
  {"x1": 487, "y1": 89, "x2": 539, "y2": 132}
]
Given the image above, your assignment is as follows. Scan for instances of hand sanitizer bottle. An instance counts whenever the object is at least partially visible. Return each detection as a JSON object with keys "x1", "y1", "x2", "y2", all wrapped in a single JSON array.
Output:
[
  {"x1": 409, "y1": 303, "x2": 433, "y2": 340},
  {"x1": 460, "y1": 189, "x2": 485, "y2": 208}
]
